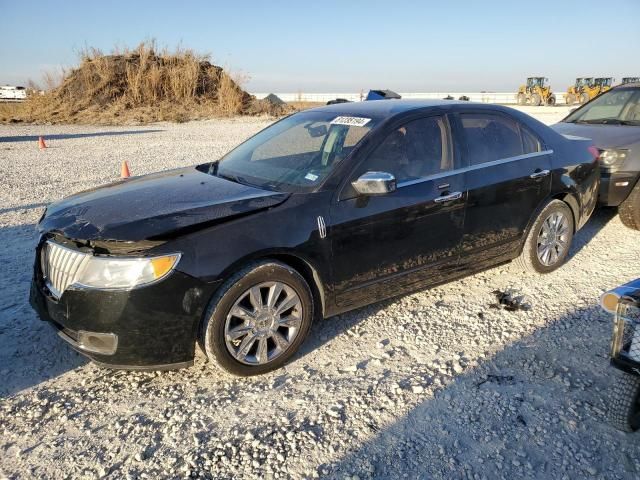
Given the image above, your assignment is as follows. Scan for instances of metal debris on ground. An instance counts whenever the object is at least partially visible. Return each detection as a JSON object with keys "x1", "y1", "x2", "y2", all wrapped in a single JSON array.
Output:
[{"x1": 490, "y1": 288, "x2": 531, "y2": 311}]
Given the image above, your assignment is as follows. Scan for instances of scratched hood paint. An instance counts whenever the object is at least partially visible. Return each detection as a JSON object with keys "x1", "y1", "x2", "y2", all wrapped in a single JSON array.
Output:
[{"x1": 39, "y1": 166, "x2": 289, "y2": 241}]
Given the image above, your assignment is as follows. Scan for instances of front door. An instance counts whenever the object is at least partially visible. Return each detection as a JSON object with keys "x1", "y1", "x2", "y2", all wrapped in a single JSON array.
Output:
[{"x1": 329, "y1": 114, "x2": 466, "y2": 310}]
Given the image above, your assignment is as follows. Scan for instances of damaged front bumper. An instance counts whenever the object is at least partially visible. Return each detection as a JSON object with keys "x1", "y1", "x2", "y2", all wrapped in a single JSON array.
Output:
[{"x1": 29, "y1": 238, "x2": 220, "y2": 370}]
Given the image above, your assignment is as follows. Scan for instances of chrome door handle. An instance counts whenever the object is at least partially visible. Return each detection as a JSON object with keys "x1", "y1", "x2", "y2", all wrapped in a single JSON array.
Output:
[
  {"x1": 530, "y1": 169, "x2": 550, "y2": 179},
  {"x1": 434, "y1": 191, "x2": 462, "y2": 203}
]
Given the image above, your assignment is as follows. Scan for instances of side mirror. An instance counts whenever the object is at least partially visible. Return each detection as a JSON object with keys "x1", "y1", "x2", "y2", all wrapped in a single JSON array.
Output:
[{"x1": 351, "y1": 171, "x2": 396, "y2": 196}]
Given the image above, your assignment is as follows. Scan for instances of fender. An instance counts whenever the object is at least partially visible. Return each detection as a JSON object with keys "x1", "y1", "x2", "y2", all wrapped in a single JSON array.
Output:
[{"x1": 209, "y1": 248, "x2": 328, "y2": 319}]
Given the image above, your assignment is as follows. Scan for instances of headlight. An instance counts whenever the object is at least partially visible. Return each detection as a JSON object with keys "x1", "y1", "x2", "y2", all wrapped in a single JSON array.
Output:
[
  {"x1": 76, "y1": 253, "x2": 181, "y2": 289},
  {"x1": 600, "y1": 292, "x2": 620, "y2": 313},
  {"x1": 599, "y1": 149, "x2": 628, "y2": 170}
]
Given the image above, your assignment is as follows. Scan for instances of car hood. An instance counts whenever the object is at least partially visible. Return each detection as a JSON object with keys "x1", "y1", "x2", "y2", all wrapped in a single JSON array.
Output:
[
  {"x1": 39, "y1": 166, "x2": 289, "y2": 242},
  {"x1": 551, "y1": 122, "x2": 640, "y2": 149}
]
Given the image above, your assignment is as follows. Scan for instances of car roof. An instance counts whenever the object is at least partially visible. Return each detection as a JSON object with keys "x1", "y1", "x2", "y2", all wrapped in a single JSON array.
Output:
[{"x1": 308, "y1": 99, "x2": 515, "y2": 119}]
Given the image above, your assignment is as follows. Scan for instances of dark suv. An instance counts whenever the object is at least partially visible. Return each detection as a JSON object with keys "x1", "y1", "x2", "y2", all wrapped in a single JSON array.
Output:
[{"x1": 552, "y1": 82, "x2": 640, "y2": 230}]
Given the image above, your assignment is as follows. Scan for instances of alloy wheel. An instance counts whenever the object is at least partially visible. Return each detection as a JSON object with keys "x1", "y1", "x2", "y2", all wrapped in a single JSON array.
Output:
[
  {"x1": 536, "y1": 212, "x2": 570, "y2": 266},
  {"x1": 224, "y1": 282, "x2": 303, "y2": 365}
]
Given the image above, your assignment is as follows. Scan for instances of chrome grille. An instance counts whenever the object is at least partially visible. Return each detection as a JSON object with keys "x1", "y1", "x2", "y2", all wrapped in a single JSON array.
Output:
[{"x1": 41, "y1": 241, "x2": 90, "y2": 299}]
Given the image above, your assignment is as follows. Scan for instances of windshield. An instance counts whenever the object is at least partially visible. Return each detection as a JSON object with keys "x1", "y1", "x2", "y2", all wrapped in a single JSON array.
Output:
[
  {"x1": 212, "y1": 111, "x2": 376, "y2": 192},
  {"x1": 563, "y1": 88, "x2": 640, "y2": 125}
]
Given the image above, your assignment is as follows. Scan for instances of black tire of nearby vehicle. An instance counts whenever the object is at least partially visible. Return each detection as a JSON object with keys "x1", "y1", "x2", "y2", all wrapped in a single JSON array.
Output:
[
  {"x1": 547, "y1": 95, "x2": 556, "y2": 106},
  {"x1": 580, "y1": 92, "x2": 590, "y2": 104},
  {"x1": 530, "y1": 93, "x2": 541, "y2": 106},
  {"x1": 516, "y1": 200, "x2": 574, "y2": 274},
  {"x1": 619, "y1": 180, "x2": 640, "y2": 231},
  {"x1": 199, "y1": 261, "x2": 314, "y2": 376},
  {"x1": 608, "y1": 371, "x2": 640, "y2": 432}
]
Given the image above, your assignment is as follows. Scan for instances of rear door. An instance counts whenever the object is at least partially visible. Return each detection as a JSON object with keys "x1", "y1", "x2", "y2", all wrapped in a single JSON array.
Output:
[{"x1": 455, "y1": 111, "x2": 552, "y2": 267}]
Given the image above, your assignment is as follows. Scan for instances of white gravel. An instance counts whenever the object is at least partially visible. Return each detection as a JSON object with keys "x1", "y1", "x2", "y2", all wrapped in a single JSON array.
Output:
[{"x1": 1, "y1": 106, "x2": 640, "y2": 479}]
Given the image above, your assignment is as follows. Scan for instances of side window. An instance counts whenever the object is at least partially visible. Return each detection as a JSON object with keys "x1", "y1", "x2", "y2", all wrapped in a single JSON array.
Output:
[
  {"x1": 359, "y1": 116, "x2": 453, "y2": 183},
  {"x1": 460, "y1": 113, "x2": 524, "y2": 165},
  {"x1": 521, "y1": 126, "x2": 542, "y2": 154}
]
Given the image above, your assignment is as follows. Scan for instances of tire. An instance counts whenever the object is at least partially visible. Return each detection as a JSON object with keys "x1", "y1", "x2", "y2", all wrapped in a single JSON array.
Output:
[
  {"x1": 530, "y1": 93, "x2": 541, "y2": 106},
  {"x1": 580, "y1": 92, "x2": 590, "y2": 104},
  {"x1": 546, "y1": 95, "x2": 556, "y2": 106},
  {"x1": 566, "y1": 93, "x2": 575, "y2": 105},
  {"x1": 516, "y1": 200, "x2": 574, "y2": 274},
  {"x1": 608, "y1": 370, "x2": 640, "y2": 432},
  {"x1": 199, "y1": 261, "x2": 314, "y2": 376},
  {"x1": 619, "y1": 180, "x2": 640, "y2": 231},
  {"x1": 517, "y1": 93, "x2": 526, "y2": 105}
]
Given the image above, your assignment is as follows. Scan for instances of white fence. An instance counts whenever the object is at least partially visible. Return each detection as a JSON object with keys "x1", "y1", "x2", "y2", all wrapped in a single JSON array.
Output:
[{"x1": 252, "y1": 91, "x2": 569, "y2": 105}]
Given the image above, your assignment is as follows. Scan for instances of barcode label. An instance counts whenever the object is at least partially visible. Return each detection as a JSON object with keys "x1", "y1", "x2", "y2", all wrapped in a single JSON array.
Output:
[{"x1": 330, "y1": 116, "x2": 371, "y2": 127}]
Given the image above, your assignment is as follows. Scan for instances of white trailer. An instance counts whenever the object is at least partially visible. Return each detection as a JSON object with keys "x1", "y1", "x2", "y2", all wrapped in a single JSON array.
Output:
[{"x1": 0, "y1": 85, "x2": 27, "y2": 100}]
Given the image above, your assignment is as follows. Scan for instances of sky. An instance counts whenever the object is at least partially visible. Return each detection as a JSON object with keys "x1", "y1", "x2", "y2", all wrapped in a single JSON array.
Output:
[{"x1": 1, "y1": 0, "x2": 639, "y2": 93}]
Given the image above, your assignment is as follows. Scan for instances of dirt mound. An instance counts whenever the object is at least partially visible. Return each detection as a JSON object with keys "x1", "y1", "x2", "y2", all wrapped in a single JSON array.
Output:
[{"x1": 14, "y1": 43, "x2": 291, "y2": 124}]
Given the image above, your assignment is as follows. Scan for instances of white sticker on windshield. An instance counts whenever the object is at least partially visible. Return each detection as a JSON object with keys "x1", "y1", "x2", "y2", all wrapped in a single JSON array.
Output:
[
  {"x1": 304, "y1": 173, "x2": 319, "y2": 181},
  {"x1": 330, "y1": 116, "x2": 371, "y2": 127}
]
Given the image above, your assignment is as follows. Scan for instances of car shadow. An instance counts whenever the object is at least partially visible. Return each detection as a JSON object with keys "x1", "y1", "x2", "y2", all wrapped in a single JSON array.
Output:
[
  {"x1": 317, "y1": 304, "x2": 640, "y2": 478},
  {"x1": 567, "y1": 207, "x2": 617, "y2": 260},
  {"x1": 0, "y1": 223, "x2": 87, "y2": 399},
  {"x1": 0, "y1": 130, "x2": 164, "y2": 143}
]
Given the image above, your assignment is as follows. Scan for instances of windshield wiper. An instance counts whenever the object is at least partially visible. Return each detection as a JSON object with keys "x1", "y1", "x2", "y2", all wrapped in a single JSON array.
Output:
[{"x1": 575, "y1": 118, "x2": 628, "y2": 125}]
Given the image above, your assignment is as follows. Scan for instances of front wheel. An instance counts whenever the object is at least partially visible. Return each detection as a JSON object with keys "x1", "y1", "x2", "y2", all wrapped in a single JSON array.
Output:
[
  {"x1": 199, "y1": 261, "x2": 314, "y2": 376},
  {"x1": 546, "y1": 95, "x2": 556, "y2": 106},
  {"x1": 516, "y1": 200, "x2": 574, "y2": 273},
  {"x1": 609, "y1": 370, "x2": 640, "y2": 432},
  {"x1": 580, "y1": 92, "x2": 590, "y2": 104},
  {"x1": 619, "y1": 180, "x2": 640, "y2": 230}
]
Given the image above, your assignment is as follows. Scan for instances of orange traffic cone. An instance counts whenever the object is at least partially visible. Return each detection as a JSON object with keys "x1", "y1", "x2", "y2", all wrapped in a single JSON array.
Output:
[
  {"x1": 38, "y1": 136, "x2": 47, "y2": 149},
  {"x1": 120, "y1": 161, "x2": 131, "y2": 179}
]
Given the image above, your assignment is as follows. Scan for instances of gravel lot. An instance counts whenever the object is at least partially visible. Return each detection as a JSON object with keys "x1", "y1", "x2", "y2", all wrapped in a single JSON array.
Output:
[{"x1": 1, "y1": 105, "x2": 640, "y2": 479}]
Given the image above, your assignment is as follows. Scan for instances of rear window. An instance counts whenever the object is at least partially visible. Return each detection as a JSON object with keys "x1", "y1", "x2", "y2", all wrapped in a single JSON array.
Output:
[{"x1": 461, "y1": 113, "x2": 524, "y2": 165}]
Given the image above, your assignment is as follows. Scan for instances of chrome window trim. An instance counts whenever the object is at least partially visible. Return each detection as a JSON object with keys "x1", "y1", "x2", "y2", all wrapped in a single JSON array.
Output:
[{"x1": 396, "y1": 149, "x2": 554, "y2": 188}]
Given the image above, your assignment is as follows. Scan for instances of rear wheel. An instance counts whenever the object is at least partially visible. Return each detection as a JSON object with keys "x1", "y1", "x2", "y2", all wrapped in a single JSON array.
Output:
[
  {"x1": 199, "y1": 261, "x2": 314, "y2": 376},
  {"x1": 579, "y1": 92, "x2": 590, "y2": 104},
  {"x1": 609, "y1": 370, "x2": 640, "y2": 432},
  {"x1": 516, "y1": 200, "x2": 574, "y2": 273},
  {"x1": 619, "y1": 180, "x2": 640, "y2": 230},
  {"x1": 530, "y1": 93, "x2": 541, "y2": 106}
]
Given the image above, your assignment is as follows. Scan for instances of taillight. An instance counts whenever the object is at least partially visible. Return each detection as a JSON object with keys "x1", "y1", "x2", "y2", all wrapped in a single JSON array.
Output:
[{"x1": 588, "y1": 146, "x2": 600, "y2": 162}]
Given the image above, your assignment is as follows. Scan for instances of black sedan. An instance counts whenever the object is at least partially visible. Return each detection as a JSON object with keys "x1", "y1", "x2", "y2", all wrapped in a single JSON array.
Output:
[
  {"x1": 552, "y1": 82, "x2": 640, "y2": 230},
  {"x1": 30, "y1": 100, "x2": 600, "y2": 375}
]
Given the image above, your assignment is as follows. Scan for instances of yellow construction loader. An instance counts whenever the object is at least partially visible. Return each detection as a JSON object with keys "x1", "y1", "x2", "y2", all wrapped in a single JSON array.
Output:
[
  {"x1": 566, "y1": 77, "x2": 593, "y2": 105},
  {"x1": 566, "y1": 77, "x2": 613, "y2": 104},
  {"x1": 517, "y1": 77, "x2": 556, "y2": 106}
]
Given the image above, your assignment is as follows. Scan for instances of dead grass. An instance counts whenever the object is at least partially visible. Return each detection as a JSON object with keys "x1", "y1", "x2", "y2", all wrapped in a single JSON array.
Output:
[
  {"x1": 3, "y1": 41, "x2": 286, "y2": 125},
  {"x1": 288, "y1": 101, "x2": 326, "y2": 111},
  {"x1": 0, "y1": 102, "x2": 26, "y2": 123}
]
